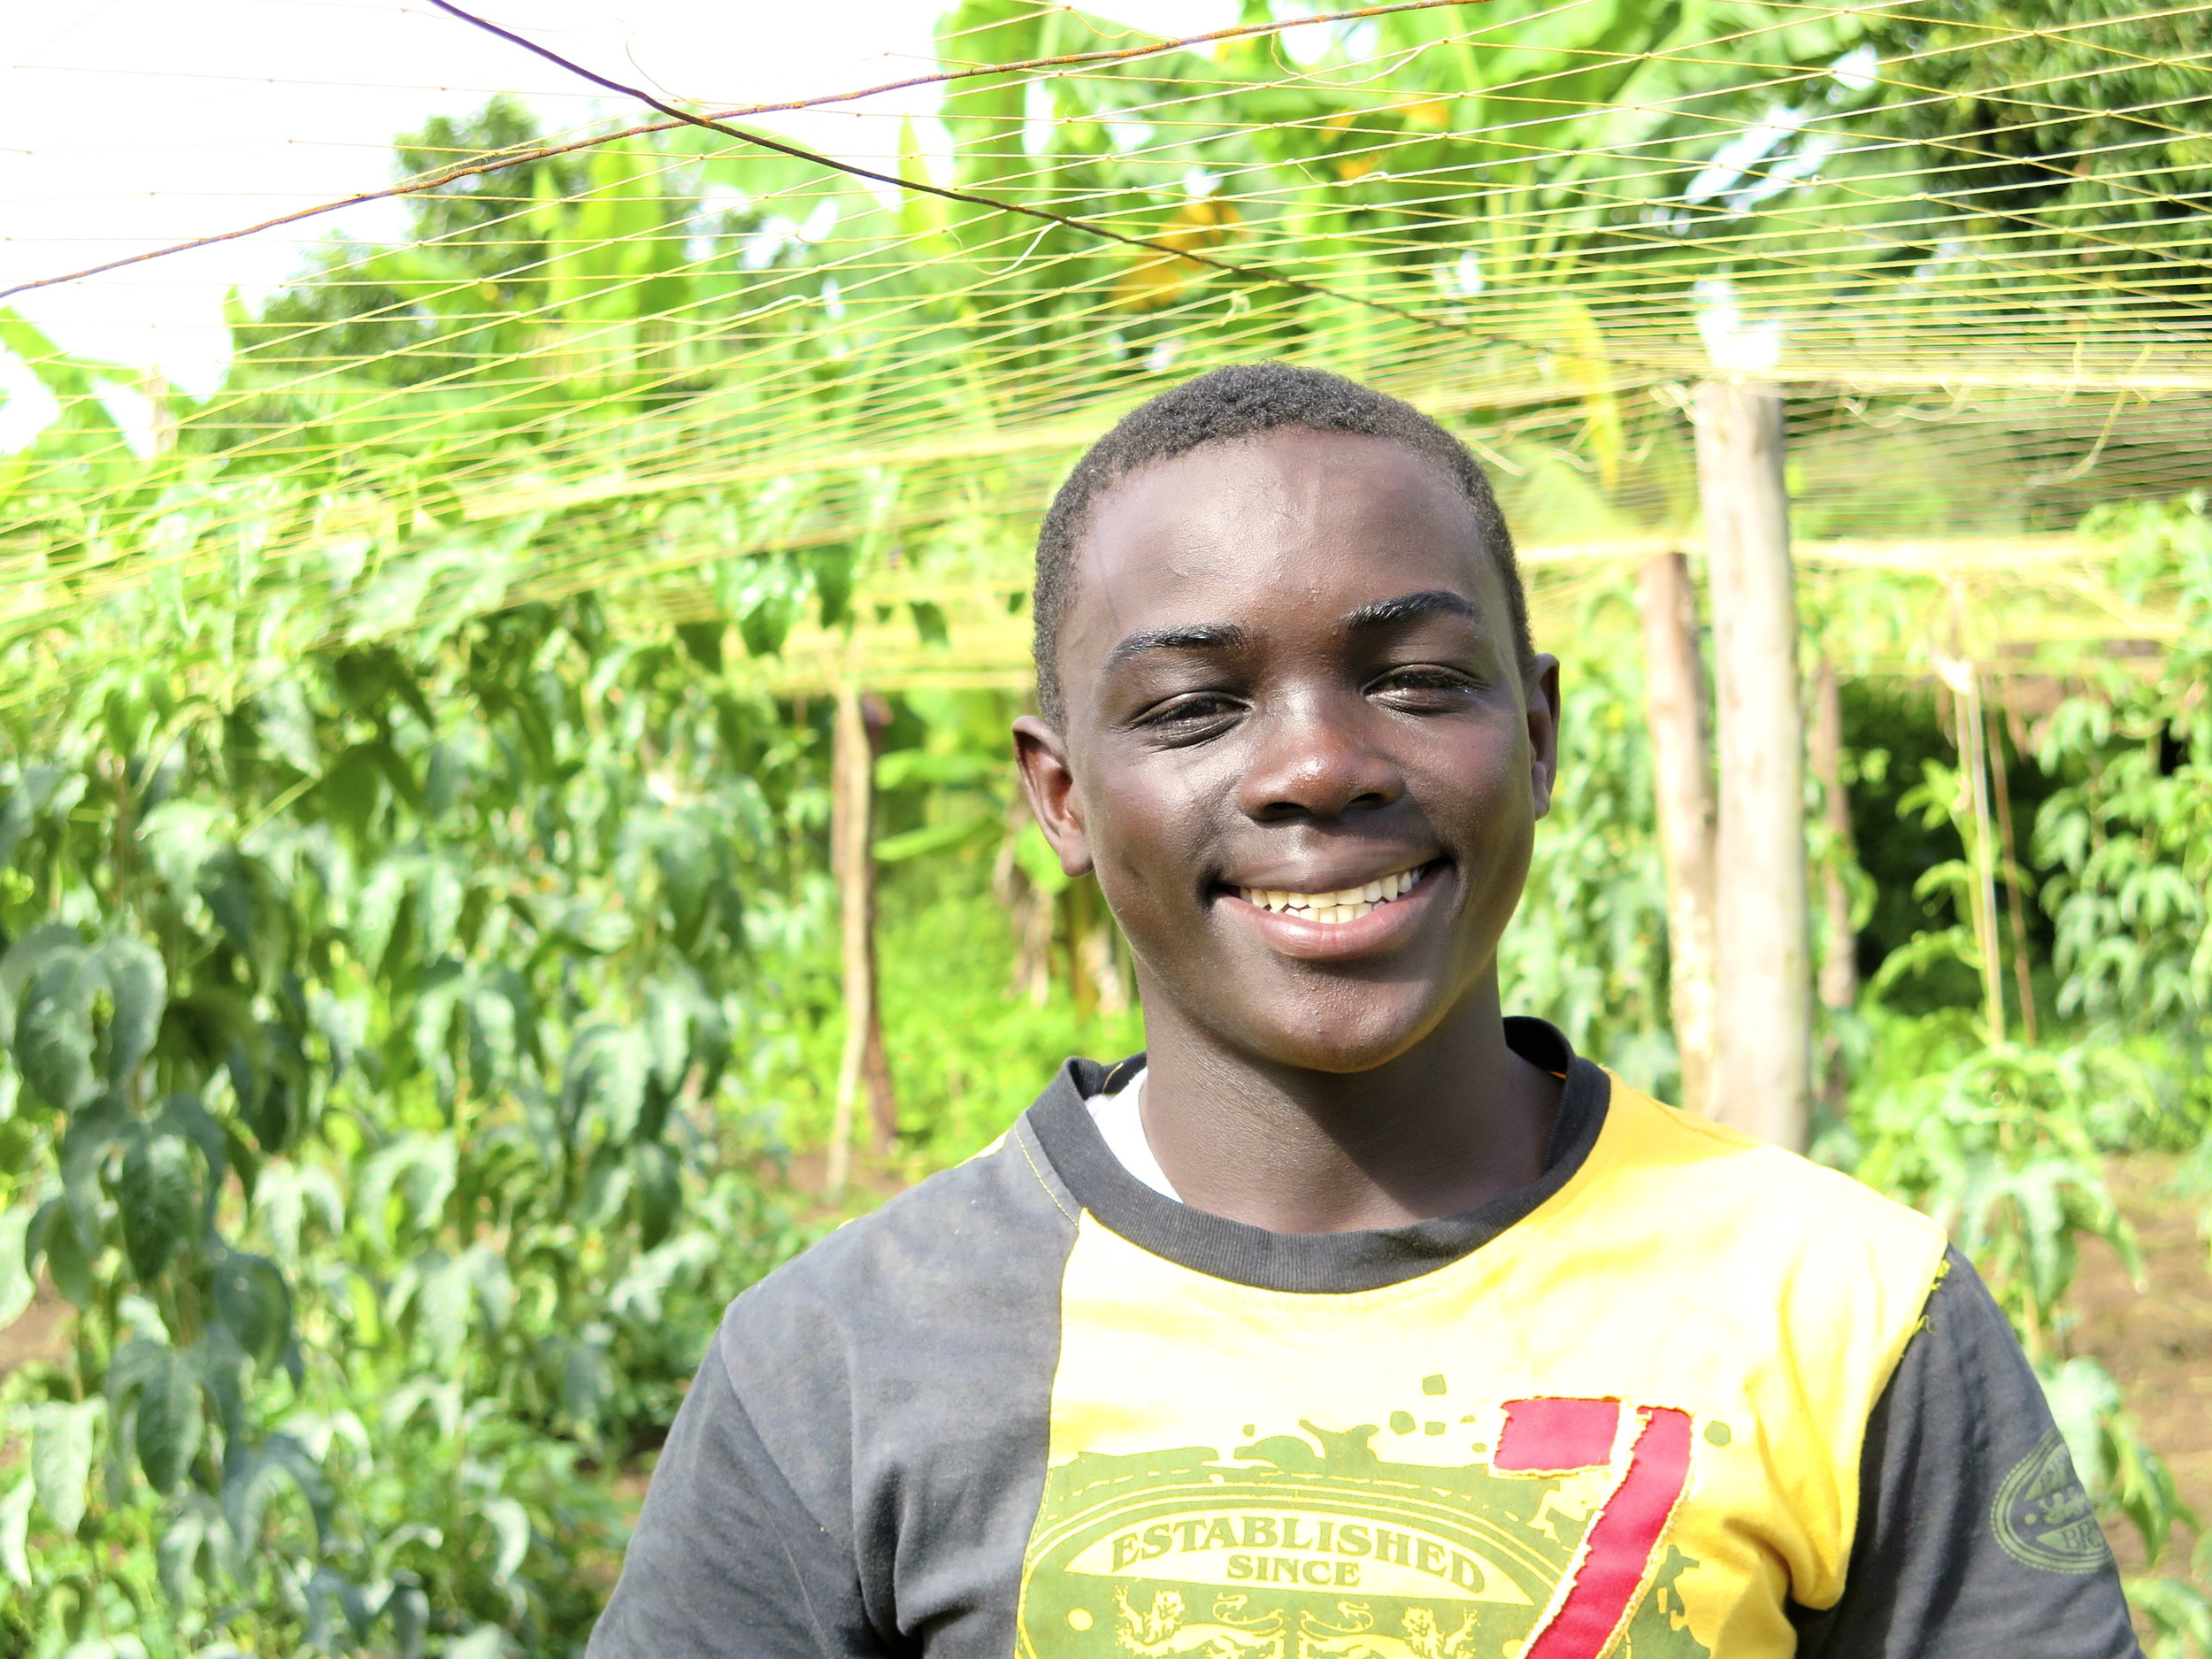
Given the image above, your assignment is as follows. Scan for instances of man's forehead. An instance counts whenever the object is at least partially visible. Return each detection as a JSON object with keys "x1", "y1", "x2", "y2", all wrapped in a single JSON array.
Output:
[
  {"x1": 1071, "y1": 432, "x2": 1492, "y2": 635},
  {"x1": 1087, "y1": 428, "x2": 1473, "y2": 539}
]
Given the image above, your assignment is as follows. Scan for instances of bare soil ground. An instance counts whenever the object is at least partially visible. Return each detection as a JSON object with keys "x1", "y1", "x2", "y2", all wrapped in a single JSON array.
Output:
[
  {"x1": 0, "y1": 1279, "x2": 67, "y2": 1379},
  {"x1": 2069, "y1": 1156, "x2": 2212, "y2": 1578}
]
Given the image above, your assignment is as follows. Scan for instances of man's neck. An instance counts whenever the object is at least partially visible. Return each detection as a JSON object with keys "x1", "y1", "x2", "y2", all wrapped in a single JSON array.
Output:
[{"x1": 1132, "y1": 976, "x2": 1563, "y2": 1234}]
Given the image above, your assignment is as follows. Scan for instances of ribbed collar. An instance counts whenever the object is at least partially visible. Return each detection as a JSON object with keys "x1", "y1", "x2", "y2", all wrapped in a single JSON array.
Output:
[{"x1": 1023, "y1": 1018, "x2": 1610, "y2": 1294}]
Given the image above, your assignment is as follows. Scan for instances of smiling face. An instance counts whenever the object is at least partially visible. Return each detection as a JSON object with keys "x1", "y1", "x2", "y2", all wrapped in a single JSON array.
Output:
[{"x1": 1014, "y1": 426, "x2": 1562, "y2": 1075}]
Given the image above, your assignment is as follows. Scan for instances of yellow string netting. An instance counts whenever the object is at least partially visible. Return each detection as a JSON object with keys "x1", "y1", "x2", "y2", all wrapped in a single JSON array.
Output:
[{"x1": 2, "y1": 0, "x2": 2207, "y2": 698}]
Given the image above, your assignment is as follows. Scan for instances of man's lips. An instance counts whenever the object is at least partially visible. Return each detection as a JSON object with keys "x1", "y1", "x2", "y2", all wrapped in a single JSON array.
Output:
[{"x1": 1215, "y1": 860, "x2": 1446, "y2": 960}]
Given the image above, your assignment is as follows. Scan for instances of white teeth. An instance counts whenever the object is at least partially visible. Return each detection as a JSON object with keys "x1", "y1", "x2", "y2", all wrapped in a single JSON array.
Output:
[{"x1": 1233, "y1": 864, "x2": 1427, "y2": 923}]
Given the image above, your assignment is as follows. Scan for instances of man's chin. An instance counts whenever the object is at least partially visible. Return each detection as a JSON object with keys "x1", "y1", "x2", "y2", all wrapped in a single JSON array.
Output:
[
  {"x1": 1215, "y1": 997, "x2": 1450, "y2": 1077},
  {"x1": 1130, "y1": 938, "x2": 1486, "y2": 1074}
]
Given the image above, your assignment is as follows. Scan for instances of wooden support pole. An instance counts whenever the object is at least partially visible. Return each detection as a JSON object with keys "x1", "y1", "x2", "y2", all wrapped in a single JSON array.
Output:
[
  {"x1": 1934, "y1": 583, "x2": 2008, "y2": 1047},
  {"x1": 1636, "y1": 551, "x2": 1718, "y2": 1117},
  {"x1": 1986, "y1": 703, "x2": 2039, "y2": 1046},
  {"x1": 1809, "y1": 655, "x2": 1859, "y2": 1112},
  {"x1": 827, "y1": 684, "x2": 896, "y2": 1192},
  {"x1": 1939, "y1": 652, "x2": 2008, "y2": 1048},
  {"x1": 1694, "y1": 380, "x2": 1811, "y2": 1150}
]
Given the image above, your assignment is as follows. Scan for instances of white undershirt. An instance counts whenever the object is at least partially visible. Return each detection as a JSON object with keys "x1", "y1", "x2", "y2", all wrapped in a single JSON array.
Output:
[{"x1": 1083, "y1": 1067, "x2": 1181, "y2": 1201}]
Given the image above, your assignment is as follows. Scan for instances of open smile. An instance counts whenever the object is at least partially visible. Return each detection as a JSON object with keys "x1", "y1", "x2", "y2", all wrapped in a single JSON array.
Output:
[
  {"x1": 1230, "y1": 860, "x2": 1433, "y2": 926},
  {"x1": 1215, "y1": 860, "x2": 1447, "y2": 965}
]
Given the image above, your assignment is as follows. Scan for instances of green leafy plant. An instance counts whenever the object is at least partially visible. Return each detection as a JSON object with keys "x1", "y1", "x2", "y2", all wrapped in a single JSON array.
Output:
[
  {"x1": 0, "y1": 8, "x2": 2208, "y2": 1646},
  {"x1": 0, "y1": 605, "x2": 830, "y2": 1654}
]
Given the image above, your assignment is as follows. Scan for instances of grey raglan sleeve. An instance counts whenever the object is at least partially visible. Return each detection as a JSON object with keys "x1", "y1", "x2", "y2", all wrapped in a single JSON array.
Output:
[
  {"x1": 1792, "y1": 1247, "x2": 2141, "y2": 1658},
  {"x1": 588, "y1": 1115, "x2": 1082, "y2": 1659},
  {"x1": 587, "y1": 1320, "x2": 884, "y2": 1659}
]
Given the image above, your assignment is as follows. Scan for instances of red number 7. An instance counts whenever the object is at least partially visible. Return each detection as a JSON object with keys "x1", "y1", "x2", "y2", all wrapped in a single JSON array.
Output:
[{"x1": 1494, "y1": 1398, "x2": 1696, "y2": 1659}]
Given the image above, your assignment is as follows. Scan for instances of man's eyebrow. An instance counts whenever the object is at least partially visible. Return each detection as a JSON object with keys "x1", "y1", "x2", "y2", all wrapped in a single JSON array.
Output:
[
  {"x1": 1105, "y1": 621, "x2": 1251, "y2": 668},
  {"x1": 1343, "y1": 589, "x2": 1481, "y2": 631}
]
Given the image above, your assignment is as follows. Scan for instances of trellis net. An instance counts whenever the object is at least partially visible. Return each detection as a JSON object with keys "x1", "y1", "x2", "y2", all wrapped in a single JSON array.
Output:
[{"x1": 3, "y1": 0, "x2": 2207, "y2": 696}]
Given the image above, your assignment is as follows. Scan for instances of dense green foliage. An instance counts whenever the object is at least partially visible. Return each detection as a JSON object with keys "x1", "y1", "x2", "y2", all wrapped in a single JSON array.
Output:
[
  {"x1": 1855, "y1": 1, "x2": 2212, "y2": 256},
  {"x1": 0, "y1": 607, "x2": 825, "y2": 1652},
  {"x1": 3, "y1": 3, "x2": 2212, "y2": 1652},
  {"x1": 9, "y1": 509, "x2": 2212, "y2": 1653}
]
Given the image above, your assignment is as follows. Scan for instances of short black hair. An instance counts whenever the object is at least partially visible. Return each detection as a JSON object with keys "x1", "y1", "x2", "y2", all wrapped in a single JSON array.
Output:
[{"x1": 1032, "y1": 362, "x2": 1531, "y2": 725}]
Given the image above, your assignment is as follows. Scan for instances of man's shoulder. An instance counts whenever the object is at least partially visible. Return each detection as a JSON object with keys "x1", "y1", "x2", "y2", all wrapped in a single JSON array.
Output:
[
  {"x1": 726, "y1": 1116, "x2": 1079, "y2": 1336},
  {"x1": 703, "y1": 1117, "x2": 1079, "y2": 1455},
  {"x1": 1591, "y1": 1076, "x2": 1948, "y2": 1279}
]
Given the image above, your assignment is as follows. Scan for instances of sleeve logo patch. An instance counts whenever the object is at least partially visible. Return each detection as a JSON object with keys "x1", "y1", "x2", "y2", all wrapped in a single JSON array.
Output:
[
  {"x1": 1017, "y1": 1400, "x2": 1709, "y2": 1659},
  {"x1": 1991, "y1": 1427, "x2": 2114, "y2": 1575}
]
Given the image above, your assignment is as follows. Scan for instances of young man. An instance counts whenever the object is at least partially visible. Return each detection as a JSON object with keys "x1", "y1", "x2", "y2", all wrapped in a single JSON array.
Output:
[{"x1": 592, "y1": 365, "x2": 2138, "y2": 1657}]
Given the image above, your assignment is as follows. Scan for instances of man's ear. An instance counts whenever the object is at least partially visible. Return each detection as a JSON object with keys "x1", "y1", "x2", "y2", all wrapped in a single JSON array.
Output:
[
  {"x1": 1011, "y1": 715, "x2": 1094, "y2": 877},
  {"x1": 1525, "y1": 653, "x2": 1563, "y2": 820}
]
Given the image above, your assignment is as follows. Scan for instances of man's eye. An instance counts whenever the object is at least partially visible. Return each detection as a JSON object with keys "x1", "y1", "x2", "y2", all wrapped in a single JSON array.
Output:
[
  {"x1": 1371, "y1": 667, "x2": 1478, "y2": 704},
  {"x1": 1138, "y1": 693, "x2": 1240, "y2": 732}
]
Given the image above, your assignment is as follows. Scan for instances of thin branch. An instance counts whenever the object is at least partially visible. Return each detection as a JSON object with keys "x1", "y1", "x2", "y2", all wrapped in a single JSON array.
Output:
[{"x1": 0, "y1": 0, "x2": 1479, "y2": 303}]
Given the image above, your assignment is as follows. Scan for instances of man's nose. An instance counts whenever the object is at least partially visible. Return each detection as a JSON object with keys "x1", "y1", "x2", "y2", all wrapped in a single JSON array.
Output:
[{"x1": 1235, "y1": 693, "x2": 1406, "y2": 822}]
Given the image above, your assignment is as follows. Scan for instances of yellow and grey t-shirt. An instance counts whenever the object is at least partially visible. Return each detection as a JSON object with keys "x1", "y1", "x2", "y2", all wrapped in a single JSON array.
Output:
[{"x1": 591, "y1": 1021, "x2": 2138, "y2": 1659}]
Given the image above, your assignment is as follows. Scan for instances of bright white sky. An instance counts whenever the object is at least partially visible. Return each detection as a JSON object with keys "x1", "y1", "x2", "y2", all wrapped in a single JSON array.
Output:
[{"x1": 1, "y1": 0, "x2": 1233, "y2": 406}]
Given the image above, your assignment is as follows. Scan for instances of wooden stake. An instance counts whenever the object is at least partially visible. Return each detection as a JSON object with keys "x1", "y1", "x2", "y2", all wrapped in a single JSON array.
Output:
[
  {"x1": 1809, "y1": 655, "x2": 1858, "y2": 1111},
  {"x1": 1937, "y1": 584, "x2": 2006, "y2": 1046},
  {"x1": 1694, "y1": 380, "x2": 1812, "y2": 1150},
  {"x1": 1636, "y1": 551, "x2": 1717, "y2": 1116},
  {"x1": 994, "y1": 795, "x2": 1056, "y2": 1007},
  {"x1": 1986, "y1": 698, "x2": 2040, "y2": 1044},
  {"x1": 1942, "y1": 664, "x2": 2008, "y2": 1047},
  {"x1": 827, "y1": 684, "x2": 896, "y2": 1193},
  {"x1": 1962, "y1": 675, "x2": 2006, "y2": 1045}
]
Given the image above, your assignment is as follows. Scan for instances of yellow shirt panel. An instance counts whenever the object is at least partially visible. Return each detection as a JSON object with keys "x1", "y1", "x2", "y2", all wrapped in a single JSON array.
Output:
[{"x1": 1017, "y1": 1079, "x2": 1947, "y2": 1659}]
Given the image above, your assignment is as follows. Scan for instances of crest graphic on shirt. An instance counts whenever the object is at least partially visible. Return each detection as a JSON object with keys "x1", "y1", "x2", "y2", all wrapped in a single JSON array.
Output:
[
  {"x1": 1990, "y1": 1426, "x2": 2112, "y2": 1575},
  {"x1": 1017, "y1": 1395, "x2": 1709, "y2": 1659}
]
